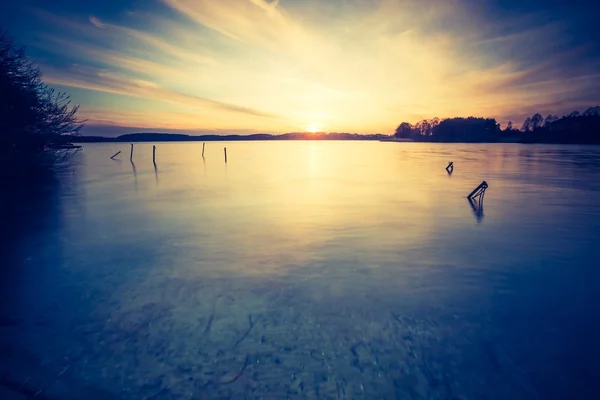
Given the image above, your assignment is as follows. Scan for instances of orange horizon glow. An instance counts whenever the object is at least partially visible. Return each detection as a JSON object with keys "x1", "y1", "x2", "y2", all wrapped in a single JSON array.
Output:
[{"x1": 306, "y1": 123, "x2": 323, "y2": 133}]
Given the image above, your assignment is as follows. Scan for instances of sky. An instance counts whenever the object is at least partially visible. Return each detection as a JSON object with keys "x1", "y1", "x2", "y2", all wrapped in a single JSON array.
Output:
[{"x1": 1, "y1": 0, "x2": 600, "y2": 136}]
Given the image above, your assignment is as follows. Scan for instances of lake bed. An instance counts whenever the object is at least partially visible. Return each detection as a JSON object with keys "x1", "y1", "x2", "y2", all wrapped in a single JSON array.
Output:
[{"x1": 2, "y1": 142, "x2": 600, "y2": 399}]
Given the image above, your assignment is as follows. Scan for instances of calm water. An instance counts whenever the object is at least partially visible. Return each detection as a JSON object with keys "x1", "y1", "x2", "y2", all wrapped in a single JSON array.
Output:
[{"x1": 2, "y1": 142, "x2": 600, "y2": 399}]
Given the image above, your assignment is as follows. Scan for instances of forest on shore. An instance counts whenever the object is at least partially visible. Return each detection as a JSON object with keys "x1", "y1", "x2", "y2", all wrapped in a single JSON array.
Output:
[{"x1": 394, "y1": 107, "x2": 600, "y2": 144}]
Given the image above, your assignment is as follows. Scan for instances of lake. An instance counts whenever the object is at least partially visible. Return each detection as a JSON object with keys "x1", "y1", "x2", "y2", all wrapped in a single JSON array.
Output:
[{"x1": 2, "y1": 141, "x2": 600, "y2": 399}]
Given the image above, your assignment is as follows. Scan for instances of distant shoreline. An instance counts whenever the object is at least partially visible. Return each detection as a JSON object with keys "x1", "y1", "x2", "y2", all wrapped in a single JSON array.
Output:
[
  {"x1": 380, "y1": 138, "x2": 415, "y2": 142},
  {"x1": 70, "y1": 132, "x2": 600, "y2": 145},
  {"x1": 71, "y1": 132, "x2": 390, "y2": 143}
]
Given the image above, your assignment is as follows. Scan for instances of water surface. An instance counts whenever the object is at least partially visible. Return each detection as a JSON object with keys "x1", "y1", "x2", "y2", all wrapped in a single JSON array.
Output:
[{"x1": 2, "y1": 142, "x2": 600, "y2": 399}]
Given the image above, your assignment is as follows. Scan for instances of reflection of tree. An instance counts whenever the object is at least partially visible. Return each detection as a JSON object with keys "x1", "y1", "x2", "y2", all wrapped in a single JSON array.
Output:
[{"x1": 0, "y1": 177, "x2": 61, "y2": 321}]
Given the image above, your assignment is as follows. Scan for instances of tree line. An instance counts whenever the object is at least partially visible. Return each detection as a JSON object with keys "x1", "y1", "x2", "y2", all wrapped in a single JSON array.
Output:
[{"x1": 395, "y1": 107, "x2": 600, "y2": 143}]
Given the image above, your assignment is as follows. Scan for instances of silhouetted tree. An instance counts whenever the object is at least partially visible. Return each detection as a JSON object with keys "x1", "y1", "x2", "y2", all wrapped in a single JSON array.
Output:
[
  {"x1": 0, "y1": 30, "x2": 83, "y2": 172},
  {"x1": 522, "y1": 117, "x2": 532, "y2": 131},
  {"x1": 412, "y1": 118, "x2": 440, "y2": 136},
  {"x1": 394, "y1": 106, "x2": 600, "y2": 144},
  {"x1": 414, "y1": 120, "x2": 429, "y2": 136},
  {"x1": 394, "y1": 122, "x2": 413, "y2": 138},
  {"x1": 544, "y1": 114, "x2": 559, "y2": 128},
  {"x1": 530, "y1": 113, "x2": 544, "y2": 130},
  {"x1": 583, "y1": 106, "x2": 600, "y2": 116},
  {"x1": 517, "y1": 107, "x2": 600, "y2": 144},
  {"x1": 431, "y1": 117, "x2": 500, "y2": 142}
]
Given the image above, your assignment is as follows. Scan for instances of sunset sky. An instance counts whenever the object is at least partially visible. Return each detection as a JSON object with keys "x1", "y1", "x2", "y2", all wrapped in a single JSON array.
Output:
[{"x1": 2, "y1": 0, "x2": 599, "y2": 136}]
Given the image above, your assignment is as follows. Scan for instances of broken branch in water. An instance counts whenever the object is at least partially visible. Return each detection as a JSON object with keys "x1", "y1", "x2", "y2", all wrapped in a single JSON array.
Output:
[
  {"x1": 233, "y1": 314, "x2": 254, "y2": 348},
  {"x1": 219, "y1": 355, "x2": 250, "y2": 384},
  {"x1": 391, "y1": 312, "x2": 403, "y2": 325},
  {"x1": 203, "y1": 298, "x2": 217, "y2": 335}
]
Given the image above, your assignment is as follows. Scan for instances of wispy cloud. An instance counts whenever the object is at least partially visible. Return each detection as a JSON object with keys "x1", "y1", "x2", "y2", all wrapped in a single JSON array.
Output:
[
  {"x1": 43, "y1": 65, "x2": 275, "y2": 118},
  {"x1": 25, "y1": 0, "x2": 600, "y2": 134}
]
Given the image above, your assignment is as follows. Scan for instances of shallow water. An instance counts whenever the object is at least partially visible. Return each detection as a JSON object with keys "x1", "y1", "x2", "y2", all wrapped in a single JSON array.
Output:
[{"x1": 2, "y1": 141, "x2": 600, "y2": 399}]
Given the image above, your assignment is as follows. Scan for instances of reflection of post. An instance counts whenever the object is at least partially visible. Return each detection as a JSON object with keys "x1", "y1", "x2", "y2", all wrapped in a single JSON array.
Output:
[
  {"x1": 468, "y1": 197, "x2": 484, "y2": 223},
  {"x1": 154, "y1": 163, "x2": 158, "y2": 186},
  {"x1": 153, "y1": 145, "x2": 156, "y2": 164},
  {"x1": 202, "y1": 142, "x2": 205, "y2": 158},
  {"x1": 130, "y1": 144, "x2": 134, "y2": 162},
  {"x1": 131, "y1": 161, "x2": 138, "y2": 189},
  {"x1": 224, "y1": 147, "x2": 227, "y2": 163}
]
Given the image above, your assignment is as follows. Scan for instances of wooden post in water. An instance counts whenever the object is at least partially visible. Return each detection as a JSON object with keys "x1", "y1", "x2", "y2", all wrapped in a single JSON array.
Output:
[
  {"x1": 467, "y1": 181, "x2": 488, "y2": 200},
  {"x1": 224, "y1": 147, "x2": 228, "y2": 163},
  {"x1": 202, "y1": 143, "x2": 205, "y2": 158},
  {"x1": 130, "y1": 144, "x2": 134, "y2": 162},
  {"x1": 110, "y1": 151, "x2": 121, "y2": 159},
  {"x1": 467, "y1": 181, "x2": 487, "y2": 223},
  {"x1": 153, "y1": 145, "x2": 156, "y2": 164}
]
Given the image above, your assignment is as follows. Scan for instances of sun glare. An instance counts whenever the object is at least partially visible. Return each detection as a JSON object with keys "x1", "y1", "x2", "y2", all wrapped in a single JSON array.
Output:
[{"x1": 306, "y1": 123, "x2": 322, "y2": 133}]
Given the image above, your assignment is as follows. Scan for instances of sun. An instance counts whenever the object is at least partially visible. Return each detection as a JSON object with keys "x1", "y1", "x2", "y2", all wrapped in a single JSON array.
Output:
[{"x1": 306, "y1": 123, "x2": 322, "y2": 133}]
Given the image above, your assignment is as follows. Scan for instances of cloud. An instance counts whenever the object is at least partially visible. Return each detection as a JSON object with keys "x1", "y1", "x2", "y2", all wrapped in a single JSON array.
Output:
[
  {"x1": 87, "y1": 15, "x2": 219, "y2": 66},
  {"x1": 26, "y1": 0, "x2": 600, "y2": 133},
  {"x1": 89, "y1": 16, "x2": 105, "y2": 28},
  {"x1": 249, "y1": 0, "x2": 280, "y2": 13},
  {"x1": 43, "y1": 65, "x2": 275, "y2": 118}
]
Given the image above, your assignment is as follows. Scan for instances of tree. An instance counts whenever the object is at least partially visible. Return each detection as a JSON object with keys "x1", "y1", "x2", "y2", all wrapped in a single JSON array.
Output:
[
  {"x1": 394, "y1": 122, "x2": 412, "y2": 138},
  {"x1": 521, "y1": 117, "x2": 532, "y2": 131},
  {"x1": 0, "y1": 30, "x2": 83, "y2": 171},
  {"x1": 414, "y1": 119, "x2": 429, "y2": 136},
  {"x1": 530, "y1": 113, "x2": 543, "y2": 130},
  {"x1": 413, "y1": 118, "x2": 441, "y2": 136},
  {"x1": 393, "y1": 106, "x2": 600, "y2": 144},
  {"x1": 431, "y1": 117, "x2": 499, "y2": 142},
  {"x1": 582, "y1": 106, "x2": 600, "y2": 116},
  {"x1": 544, "y1": 114, "x2": 559, "y2": 128}
]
